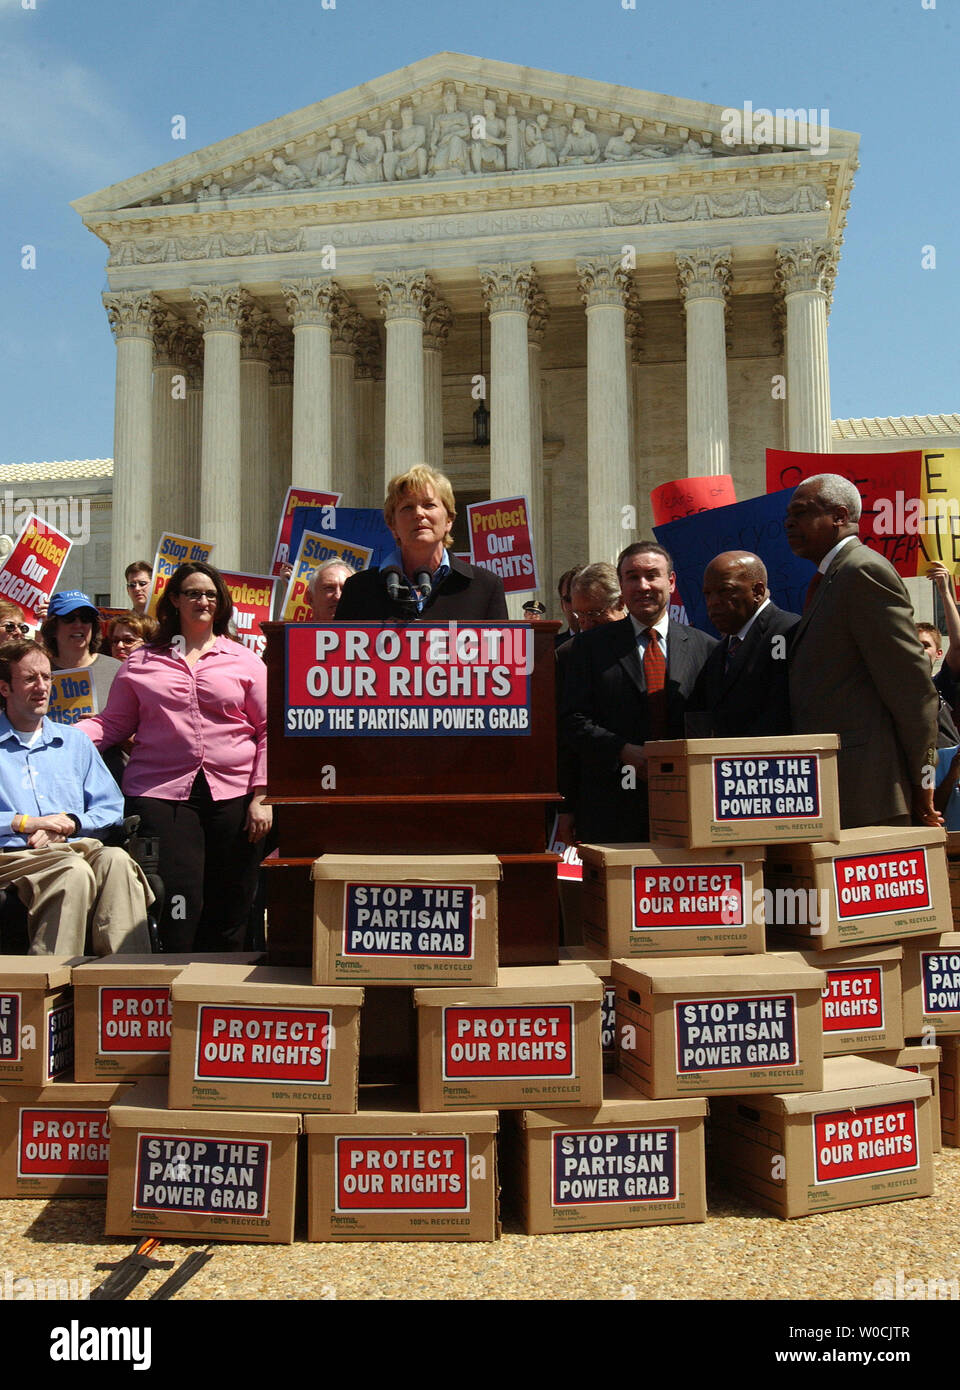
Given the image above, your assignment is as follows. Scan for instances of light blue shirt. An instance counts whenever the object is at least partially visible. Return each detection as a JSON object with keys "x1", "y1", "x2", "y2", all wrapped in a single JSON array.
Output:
[
  {"x1": 0, "y1": 713, "x2": 123, "y2": 848},
  {"x1": 935, "y1": 745, "x2": 960, "y2": 831}
]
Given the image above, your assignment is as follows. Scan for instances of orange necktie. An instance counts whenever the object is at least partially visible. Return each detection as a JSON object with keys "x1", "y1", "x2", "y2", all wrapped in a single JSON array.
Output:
[{"x1": 644, "y1": 628, "x2": 666, "y2": 739}]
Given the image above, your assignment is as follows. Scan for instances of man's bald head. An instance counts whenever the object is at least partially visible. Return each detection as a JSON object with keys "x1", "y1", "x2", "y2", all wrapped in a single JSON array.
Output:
[{"x1": 703, "y1": 550, "x2": 769, "y2": 634}]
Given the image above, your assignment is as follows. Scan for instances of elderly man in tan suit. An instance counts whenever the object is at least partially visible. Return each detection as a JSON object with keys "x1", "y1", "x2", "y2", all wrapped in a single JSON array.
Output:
[{"x1": 785, "y1": 473, "x2": 940, "y2": 830}]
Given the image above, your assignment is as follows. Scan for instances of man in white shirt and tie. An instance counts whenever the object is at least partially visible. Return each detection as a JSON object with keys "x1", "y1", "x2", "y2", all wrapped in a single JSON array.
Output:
[{"x1": 559, "y1": 543, "x2": 716, "y2": 843}]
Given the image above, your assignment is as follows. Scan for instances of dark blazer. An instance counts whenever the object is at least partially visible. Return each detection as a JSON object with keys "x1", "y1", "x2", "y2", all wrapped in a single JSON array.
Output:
[
  {"x1": 788, "y1": 539, "x2": 938, "y2": 829},
  {"x1": 687, "y1": 601, "x2": 800, "y2": 738},
  {"x1": 336, "y1": 555, "x2": 508, "y2": 622},
  {"x1": 559, "y1": 616, "x2": 717, "y2": 842}
]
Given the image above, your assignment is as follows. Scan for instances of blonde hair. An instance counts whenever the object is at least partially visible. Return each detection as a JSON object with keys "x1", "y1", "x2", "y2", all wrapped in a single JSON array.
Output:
[{"x1": 383, "y1": 465, "x2": 456, "y2": 547}]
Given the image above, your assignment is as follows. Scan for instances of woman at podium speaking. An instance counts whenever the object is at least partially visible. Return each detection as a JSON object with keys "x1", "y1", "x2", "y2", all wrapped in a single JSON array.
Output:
[{"x1": 336, "y1": 465, "x2": 508, "y2": 621}]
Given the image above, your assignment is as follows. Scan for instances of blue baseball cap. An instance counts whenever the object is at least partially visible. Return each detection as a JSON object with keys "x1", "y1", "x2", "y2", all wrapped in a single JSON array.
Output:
[{"x1": 48, "y1": 590, "x2": 98, "y2": 620}]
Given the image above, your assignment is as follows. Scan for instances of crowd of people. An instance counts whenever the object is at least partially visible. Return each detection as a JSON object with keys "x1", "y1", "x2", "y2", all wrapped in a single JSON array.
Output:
[{"x1": 0, "y1": 465, "x2": 952, "y2": 958}]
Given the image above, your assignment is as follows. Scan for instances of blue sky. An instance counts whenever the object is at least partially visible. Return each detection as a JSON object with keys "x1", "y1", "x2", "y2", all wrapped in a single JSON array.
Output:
[{"x1": 1, "y1": 0, "x2": 957, "y2": 465}]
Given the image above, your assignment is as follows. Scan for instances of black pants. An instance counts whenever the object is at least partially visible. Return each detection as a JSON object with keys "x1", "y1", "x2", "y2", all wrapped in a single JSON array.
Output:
[{"x1": 127, "y1": 771, "x2": 263, "y2": 952}]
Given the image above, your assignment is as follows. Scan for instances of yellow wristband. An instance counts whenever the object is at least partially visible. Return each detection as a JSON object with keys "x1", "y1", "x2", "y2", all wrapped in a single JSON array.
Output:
[{"x1": 13, "y1": 814, "x2": 26, "y2": 834}]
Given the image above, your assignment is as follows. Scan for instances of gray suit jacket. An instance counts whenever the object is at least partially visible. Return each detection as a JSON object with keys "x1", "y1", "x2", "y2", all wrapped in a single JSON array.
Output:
[{"x1": 788, "y1": 539, "x2": 937, "y2": 828}]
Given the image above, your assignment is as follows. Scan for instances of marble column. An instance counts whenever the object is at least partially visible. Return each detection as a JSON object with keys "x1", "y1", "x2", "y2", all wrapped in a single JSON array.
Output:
[
  {"x1": 191, "y1": 283, "x2": 245, "y2": 566},
  {"x1": 775, "y1": 239, "x2": 836, "y2": 454},
  {"x1": 181, "y1": 327, "x2": 204, "y2": 539},
  {"x1": 281, "y1": 278, "x2": 339, "y2": 491},
  {"x1": 239, "y1": 297, "x2": 274, "y2": 572},
  {"x1": 422, "y1": 292, "x2": 453, "y2": 471},
  {"x1": 677, "y1": 247, "x2": 732, "y2": 477},
  {"x1": 150, "y1": 309, "x2": 191, "y2": 542},
  {"x1": 625, "y1": 286, "x2": 646, "y2": 535},
  {"x1": 354, "y1": 323, "x2": 383, "y2": 509},
  {"x1": 330, "y1": 301, "x2": 362, "y2": 502},
  {"x1": 375, "y1": 270, "x2": 429, "y2": 484},
  {"x1": 527, "y1": 291, "x2": 549, "y2": 599},
  {"x1": 103, "y1": 291, "x2": 158, "y2": 604},
  {"x1": 267, "y1": 323, "x2": 294, "y2": 566},
  {"x1": 577, "y1": 256, "x2": 632, "y2": 566},
  {"x1": 481, "y1": 264, "x2": 536, "y2": 617}
]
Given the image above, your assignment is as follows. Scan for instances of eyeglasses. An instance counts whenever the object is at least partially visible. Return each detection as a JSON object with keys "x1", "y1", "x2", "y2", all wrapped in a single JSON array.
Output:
[
  {"x1": 1, "y1": 622, "x2": 29, "y2": 635},
  {"x1": 180, "y1": 589, "x2": 218, "y2": 603},
  {"x1": 126, "y1": 579, "x2": 150, "y2": 590},
  {"x1": 113, "y1": 635, "x2": 142, "y2": 646},
  {"x1": 573, "y1": 608, "x2": 616, "y2": 622}
]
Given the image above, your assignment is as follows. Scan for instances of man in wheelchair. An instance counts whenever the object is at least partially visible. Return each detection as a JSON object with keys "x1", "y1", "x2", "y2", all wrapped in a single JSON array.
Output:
[{"x1": 0, "y1": 639, "x2": 153, "y2": 955}]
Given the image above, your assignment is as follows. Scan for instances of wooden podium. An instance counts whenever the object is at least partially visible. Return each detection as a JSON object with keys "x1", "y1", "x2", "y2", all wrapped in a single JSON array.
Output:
[{"x1": 262, "y1": 619, "x2": 561, "y2": 970}]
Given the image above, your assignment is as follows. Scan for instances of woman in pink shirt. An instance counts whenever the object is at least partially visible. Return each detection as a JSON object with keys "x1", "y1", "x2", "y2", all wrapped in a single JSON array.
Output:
[{"x1": 82, "y1": 562, "x2": 270, "y2": 951}]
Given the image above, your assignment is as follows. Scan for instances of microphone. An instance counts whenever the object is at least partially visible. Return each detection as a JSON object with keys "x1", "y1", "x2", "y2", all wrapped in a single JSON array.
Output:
[
  {"x1": 382, "y1": 564, "x2": 404, "y2": 603},
  {"x1": 414, "y1": 569, "x2": 433, "y2": 598}
]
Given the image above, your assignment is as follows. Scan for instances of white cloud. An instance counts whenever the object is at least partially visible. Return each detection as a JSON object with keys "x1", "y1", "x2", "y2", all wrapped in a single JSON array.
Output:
[{"x1": 0, "y1": 39, "x2": 152, "y2": 190}]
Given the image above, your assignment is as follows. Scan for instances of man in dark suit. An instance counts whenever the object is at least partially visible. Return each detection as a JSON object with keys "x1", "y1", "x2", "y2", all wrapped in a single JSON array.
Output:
[
  {"x1": 559, "y1": 542, "x2": 717, "y2": 843},
  {"x1": 687, "y1": 551, "x2": 799, "y2": 738},
  {"x1": 336, "y1": 465, "x2": 507, "y2": 622},
  {"x1": 785, "y1": 473, "x2": 940, "y2": 829}
]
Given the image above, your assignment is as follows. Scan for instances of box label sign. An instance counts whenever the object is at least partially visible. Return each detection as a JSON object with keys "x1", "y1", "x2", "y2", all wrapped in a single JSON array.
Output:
[
  {"x1": 194, "y1": 1005, "x2": 332, "y2": 1085},
  {"x1": 99, "y1": 987, "x2": 173, "y2": 1055},
  {"x1": 18, "y1": 1108, "x2": 110, "y2": 1179},
  {"x1": 442, "y1": 1005, "x2": 575, "y2": 1080},
  {"x1": 821, "y1": 968, "x2": 884, "y2": 1034},
  {"x1": 813, "y1": 1101, "x2": 919, "y2": 1184},
  {"x1": 343, "y1": 883, "x2": 475, "y2": 960},
  {"x1": 284, "y1": 623, "x2": 532, "y2": 737},
  {"x1": 712, "y1": 756, "x2": 820, "y2": 822},
  {"x1": 334, "y1": 1135, "x2": 470, "y2": 1212},
  {"x1": 920, "y1": 951, "x2": 960, "y2": 1015},
  {"x1": 551, "y1": 1127, "x2": 678, "y2": 1205},
  {"x1": 833, "y1": 850, "x2": 931, "y2": 918},
  {"x1": 134, "y1": 1134, "x2": 271, "y2": 1215},
  {"x1": 46, "y1": 1004, "x2": 73, "y2": 1080},
  {"x1": 0, "y1": 993, "x2": 21, "y2": 1061},
  {"x1": 633, "y1": 864, "x2": 745, "y2": 929},
  {"x1": 602, "y1": 986, "x2": 615, "y2": 1052},
  {"x1": 674, "y1": 994, "x2": 798, "y2": 1073}
]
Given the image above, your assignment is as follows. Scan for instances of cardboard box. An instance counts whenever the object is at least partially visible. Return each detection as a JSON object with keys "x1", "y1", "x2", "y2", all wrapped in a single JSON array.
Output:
[
  {"x1": 560, "y1": 947, "x2": 615, "y2": 1071},
  {"x1": 414, "y1": 965, "x2": 604, "y2": 1112},
  {"x1": 614, "y1": 953, "x2": 825, "y2": 1099},
  {"x1": 769, "y1": 944, "x2": 904, "y2": 1056},
  {"x1": 504, "y1": 1075, "x2": 707, "y2": 1234},
  {"x1": 72, "y1": 953, "x2": 263, "y2": 1082},
  {"x1": 579, "y1": 843, "x2": 765, "y2": 957},
  {"x1": 938, "y1": 1035, "x2": 958, "y2": 1147},
  {"x1": 709, "y1": 1055, "x2": 933, "y2": 1218},
  {"x1": 0, "y1": 956, "x2": 86, "y2": 1086},
  {"x1": 105, "y1": 1076, "x2": 299, "y2": 1243},
  {"x1": 764, "y1": 827, "x2": 950, "y2": 950},
  {"x1": 311, "y1": 853, "x2": 500, "y2": 986},
  {"x1": 168, "y1": 964, "x2": 362, "y2": 1113},
  {"x1": 872, "y1": 1043, "x2": 942, "y2": 1154},
  {"x1": 647, "y1": 735, "x2": 840, "y2": 848},
  {"x1": 0, "y1": 1080, "x2": 132, "y2": 1197},
  {"x1": 901, "y1": 933, "x2": 960, "y2": 1036},
  {"x1": 304, "y1": 1087, "x2": 499, "y2": 1241}
]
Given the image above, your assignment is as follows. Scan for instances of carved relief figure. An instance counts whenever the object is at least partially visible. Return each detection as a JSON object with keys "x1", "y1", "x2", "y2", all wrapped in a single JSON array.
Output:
[
  {"x1": 345, "y1": 128, "x2": 385, "y2": 184},
  {"x1": 522, "y1": 112, "x2": 559, "y2": 169},
  {"x1": 383, "y1": 106, "x2": 427, "y2": 181},
  {"x1": 429, "y1": 87, "x2": 471, "y2": 176},
  {"x1": 241, "y1": 155, "x2": 306, "y2": 194},
  {"x1": 470, "y1": 97, "x2": 507, "y2": 174},
  {"x1": 603, "y1": 125, "x2": 638, "y2": 162},
  {"x1": 558, "y1": 116, "x2": 600, "y2": 165},
  {"x1": 313, "y1": 138, "x2": 347, "y2": 186}
]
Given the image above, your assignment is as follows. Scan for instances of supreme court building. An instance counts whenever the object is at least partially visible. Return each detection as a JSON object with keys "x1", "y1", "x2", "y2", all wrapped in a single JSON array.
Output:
[{"x1": 72, "y1": 54, "x2": 858, "y2": 606}]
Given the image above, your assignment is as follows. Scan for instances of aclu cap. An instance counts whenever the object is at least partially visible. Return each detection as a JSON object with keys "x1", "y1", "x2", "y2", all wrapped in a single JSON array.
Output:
[{"x1": 48, "y1": 590, "x2": 98, "y2": 620}]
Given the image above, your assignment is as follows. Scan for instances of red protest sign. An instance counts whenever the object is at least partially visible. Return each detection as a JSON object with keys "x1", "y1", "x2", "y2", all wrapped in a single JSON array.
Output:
[
  {"x1": 651, "y1": 474, "x2": 737, "y2": 525},
  {"x1": 765, "y1": 448, "x2": 924, "y2": 577},
  {"x1": 219, "y1": 570, "x2": 279, "y2": 659},
  {"x1": 271, "y1": 487, "x2": 341, "y2": 575},
  {"x1": 467, "y1": 495, "x2": 538, "y2": 594},
  {"x1": 0, "y1": 515, "x2": 73, "y2": 625}
]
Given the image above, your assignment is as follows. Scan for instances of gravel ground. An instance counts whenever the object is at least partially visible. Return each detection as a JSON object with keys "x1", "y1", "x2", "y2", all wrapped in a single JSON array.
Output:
[{"x1": 1, "y1": 1149, "x2": 957, "y2": 1302}]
